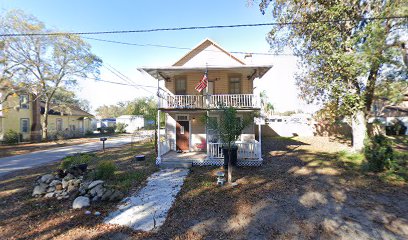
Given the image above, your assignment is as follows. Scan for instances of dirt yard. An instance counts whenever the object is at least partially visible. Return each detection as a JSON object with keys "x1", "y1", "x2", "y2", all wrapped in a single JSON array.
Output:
[
  {"x1": 1, "y1": 136, "x2": 407, "y2": 239},
  {"x1": 149, "y1": 136, "x2": 408, "y2": 239},
  {"x1": 0, "y1": 142, "x2": 157, "y2": 240}
]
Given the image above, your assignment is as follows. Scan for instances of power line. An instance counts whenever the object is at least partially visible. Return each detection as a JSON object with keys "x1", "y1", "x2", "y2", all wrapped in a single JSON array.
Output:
[
  {"x1": 82, "y1": 36, "x2": 295, "y2": 56},
  {"x1": 1, "y1": 16, "x2": 406, "y2": 37}
]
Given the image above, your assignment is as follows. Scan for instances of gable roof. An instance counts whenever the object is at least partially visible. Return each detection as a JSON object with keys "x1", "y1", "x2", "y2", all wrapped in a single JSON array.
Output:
[
  {"x1": 172, "y1": 38, "x2": 246, "y2": 66},
  {"x1": 40, "y1": 101, "x2": 93, "y2": 117}
]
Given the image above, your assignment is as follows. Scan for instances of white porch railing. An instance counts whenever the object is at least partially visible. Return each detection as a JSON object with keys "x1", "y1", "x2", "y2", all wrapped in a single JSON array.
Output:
[
  {"x1": 210, "y1": 94, "x2": 259, "y2": 109},
  {"x1": 208, "y1": 141, "x2": 260, "y2": 159},
  {"x1": 158, "y1": 88, "x2": 260, "y2": 109}
]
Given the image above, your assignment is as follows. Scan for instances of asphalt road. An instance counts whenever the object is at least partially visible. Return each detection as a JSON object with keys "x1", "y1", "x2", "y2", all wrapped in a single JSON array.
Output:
[{"x1": 0, "y1": 137, "x2": 137, "y2": 177}]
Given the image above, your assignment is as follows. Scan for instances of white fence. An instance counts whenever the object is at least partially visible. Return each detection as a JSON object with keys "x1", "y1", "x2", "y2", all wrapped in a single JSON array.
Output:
[{"x1": 208, "y1": 141, "x2": 259, "y2": 159}]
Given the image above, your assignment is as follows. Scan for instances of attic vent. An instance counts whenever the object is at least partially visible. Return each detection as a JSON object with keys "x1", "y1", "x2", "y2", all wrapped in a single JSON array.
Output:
[{"x1": 177, "y1": 115, "x2": 189, "y2": 121}]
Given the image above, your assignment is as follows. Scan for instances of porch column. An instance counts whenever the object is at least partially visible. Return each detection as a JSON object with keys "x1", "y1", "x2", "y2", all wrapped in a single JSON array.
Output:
[
  {"x1": 258, "y1": 122, "x2": 262, "y2": 161},
  {"x1": 157, "y1": 109, "x2": 161, "y2": 164}
]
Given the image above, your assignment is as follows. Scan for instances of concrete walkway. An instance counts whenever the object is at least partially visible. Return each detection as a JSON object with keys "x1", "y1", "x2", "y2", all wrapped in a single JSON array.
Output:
[
  {"x1": 0, "y1": 136, "x2": 138, "y2": 177},
  {"x1": 104, "y1": 168, "x2": 189, "y2": 231}
]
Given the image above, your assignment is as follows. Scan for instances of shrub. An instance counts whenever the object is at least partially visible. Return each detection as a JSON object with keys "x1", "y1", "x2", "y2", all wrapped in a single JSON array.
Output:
[
  {"x1": 386, "y1": 119, "x2": 407, "y2": 136},
  {"x1": 364, "y1": 134, "x2": 394, "y2": 172},
  {"x1": 85, "y1": 129, "x2": 94, "y2": 136},
  {"x1": 60, "y1": 153, "x2": 94, "y2": 170},
  {"x1": 94, "y1": 160, "x2": 117, "y2": 180},
  {"x1": 102, "y1": 126, "x2": 115, "y2": 134},
  {"x1": 4, "y1": 130, "x2": 19, "y2": 144},
  {"x1": 115, "y1": 123, "x2": 128, "y2": 133}
]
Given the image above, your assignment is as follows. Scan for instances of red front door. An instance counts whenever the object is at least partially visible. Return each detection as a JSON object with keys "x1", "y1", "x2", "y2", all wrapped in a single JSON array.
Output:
[{"x1": 176, "y1": 121, "x2": 189, "y2": 151}]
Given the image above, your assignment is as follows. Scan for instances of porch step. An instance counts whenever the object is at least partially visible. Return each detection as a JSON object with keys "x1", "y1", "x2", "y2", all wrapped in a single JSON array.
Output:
[{"x1": 160, "y1": 160, "x2": 192, "y2": 169}]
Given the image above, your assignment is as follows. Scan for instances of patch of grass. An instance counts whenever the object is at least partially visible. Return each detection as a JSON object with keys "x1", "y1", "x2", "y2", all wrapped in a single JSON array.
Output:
[
  {"x1": 60, "y1": 153, "x2": 95, "y2": 169},
  {"x1": 113, "y1": 171, "x2": 146, "y2": 192},
  {"x1": 336, "y1": 150, "x2": 365, "y2": 170},
  {"x1": 93, "y1": 160, "x2": 117, "y2": 180}
]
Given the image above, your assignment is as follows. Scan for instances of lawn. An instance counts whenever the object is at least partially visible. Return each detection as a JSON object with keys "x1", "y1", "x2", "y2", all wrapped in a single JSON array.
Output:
[
  {"x1": 148, "y1": 136, "x2": 408, "y2": 239},
  {"x1": 0, "y1": 141, "x2": 158, "y2": 240}
]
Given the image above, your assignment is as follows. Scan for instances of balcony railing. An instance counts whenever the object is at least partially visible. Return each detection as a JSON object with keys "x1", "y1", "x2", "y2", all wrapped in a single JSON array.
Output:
[{"x1": 158, "y1": 89, "x2": 260, "y2": 109}]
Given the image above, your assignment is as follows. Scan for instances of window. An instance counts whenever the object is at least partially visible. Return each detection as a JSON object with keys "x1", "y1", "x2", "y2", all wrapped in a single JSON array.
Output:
[
  {"x1": 19, "y1": 95, "x2": 29, "y2": 109},
  {"x1": 176, "y1": 115, "x2": 189, "y2": 121},
  {"x1": 229, "y1": 77, "x2": 241, "y2": 94},
  {"x1": 20, "y1": 118, "x2": 29, "y2": 133},
  {"x1": 175, "y1": 78, "x2": 187, "y2": 95},
  {"x1": 56, "y1": 118, "x2": 63, "y2": 131}
]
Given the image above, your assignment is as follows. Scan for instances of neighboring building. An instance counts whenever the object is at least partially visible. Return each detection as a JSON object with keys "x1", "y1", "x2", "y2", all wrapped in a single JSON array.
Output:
[
  {"x1": 116, "y1": 115, "x2": 144, "y2": 133},
  {"x1": 96, "y1": 118, "x2": 116, "y2": 130},
  {"x1": 141, "y1": 38, "x2": 272, "y2": 166},
  {"x1": 371, "y1": 93, "x2": 408, "y2": 135},
  {"x1": 0, "y1": 90, "x2": 94, "y2": 142}
]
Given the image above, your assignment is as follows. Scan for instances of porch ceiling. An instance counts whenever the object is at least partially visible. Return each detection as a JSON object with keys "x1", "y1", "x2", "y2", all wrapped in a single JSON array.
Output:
[{"x1": 139, "y1": 65, "x2": 272, "y2": 81}]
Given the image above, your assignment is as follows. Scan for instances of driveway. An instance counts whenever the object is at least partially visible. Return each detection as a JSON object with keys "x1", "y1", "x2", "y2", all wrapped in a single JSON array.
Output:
[{"x1": 0, "y1": 136, "x2": 141, "y2": 177}]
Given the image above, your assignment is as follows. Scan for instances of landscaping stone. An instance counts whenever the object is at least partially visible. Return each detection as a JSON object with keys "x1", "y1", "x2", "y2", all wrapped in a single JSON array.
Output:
[
  {"x1": 63, "y1": 173, "x2": 74, "y2": 181},
  {"x1": 72, "y1": 196, "x2": 90, "y2": 209},
  {"x1": 40, "y1": 174, "x2": 54, "y2": 183},
  {"x1": 55, "y1": 184, "x2": 63, "y2": 191},
  {"x1": 49, "y1": 179, "x2": 61, "y2": 186},
  {"x1": 88, "y1": 180, "x2": 104, "y2": 190},
  {"x1": 101, "y1": 189, "x2": 113, "y2": 201},
  {"x1": 32, "y1": 183, "x2": 48, "y2": 196},
  {"x1": 61, "y1": 179, "x2": 69, "y2": 189},
  {"x1": 46, "y1": 186, "x2": 55, "y2": 193},
  {"x1": 44, "y1": 192, "x2": 55, "y2": 198}
]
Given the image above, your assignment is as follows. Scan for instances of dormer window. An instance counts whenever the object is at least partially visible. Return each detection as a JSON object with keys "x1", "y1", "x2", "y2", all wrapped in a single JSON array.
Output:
[{"x1": 19, "y1": 95, "x2": 29, "y2": 109}]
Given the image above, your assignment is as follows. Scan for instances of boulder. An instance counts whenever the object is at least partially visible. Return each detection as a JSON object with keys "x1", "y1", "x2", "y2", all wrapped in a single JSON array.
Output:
[
  {"x1": 72, "y1": 196, "x2": 90, "y2": 209},
  {"x1": 47, "y1": 186, "x2": 56, "y2": 193},
  {"x1": 63, "y1": 173, "x2": 74, "y2": 181},
  {"x1": 55, "y1": 184, "x2": 63, "y2": 191},
  {"x1": 32, "y1": 183, "x2": 48, "y2": 196},
  {"x1": 88, "y1": 180, "x2": 104, "y2": 190},
  {"x1": 109, "y1": 190, "x2": 124, "y2": 201},
  {"x1": 40, "y1": 174, "x2": 54, "y2": 184},
  {"x1": 92, "y1": 196, "x2": 101, "y2": 202},
  {"x1": 89, "y1": 184, "x2": 105, "y2": 197},
  {"x1": 49, "y1": 180, "x2": 62, "y2": 187},
  {"x1": 67, "y1": 184, "x2": 78, "y2": 193},
  {"x1": 62, "y1": 179, "x2": 69, "y2": 189},
  {"x1": 101, "y1": 189, "x2": 113, "y2": 201},
  {"x1": 44, "y1": 192, "x2": 55, "y2": 198}
]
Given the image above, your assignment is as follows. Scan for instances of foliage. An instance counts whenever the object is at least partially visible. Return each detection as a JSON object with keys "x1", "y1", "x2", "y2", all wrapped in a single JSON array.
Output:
[
  {"x1": 102, "y1": 126, "x2": 115, "y2": 134},
  {"x1": 0, "y1": 10, "x2": 101, "y2": 139},
  {"x1": 260, "y1": 90, "x2": 275, "y2": 116},
  {"x1": 94, "y1": 160, "x2": 117, "y2": 180},
  {"x1": 51, "y1": 87, "x2": 91, "y2": 113},
  {"x1": 95, "y1": 104, "x2": 124, "y2": 118},
  {"x1": 364, "y1": 135, "x2": 395, "y2": 172},
  {"x1": 3, "y1": 130, "x2": 19, "y2": 144},
  {"x1": 115, "y1": 123, "x2": 128, "y2": 133},
  {"x1": 60, "y1": 153, "x2": 94, "y2": 170},
  {"x1": 386, "y1": 119, "x2": 407, "y2": 136},
  {"x1": 256, "y1": 0, "x2": 408, "y2": 149},
  {"x1": 85, "y1": 129, "x2": 94, "y2": 136},
  {"x1": 207, "y1": 107, "x2": 254, "y2": 149}
]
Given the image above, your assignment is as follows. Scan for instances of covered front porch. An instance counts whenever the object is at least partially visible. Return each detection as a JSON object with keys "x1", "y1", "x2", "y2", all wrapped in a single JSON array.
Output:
[{"x1": 159, "y1": 140, "x2": 262, "y2": 167}]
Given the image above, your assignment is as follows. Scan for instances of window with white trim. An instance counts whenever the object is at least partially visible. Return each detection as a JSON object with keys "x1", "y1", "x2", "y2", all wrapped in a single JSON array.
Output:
[
  {"x1": 20, "y1": 118, "x2": 29, "y2": 133},
  {"x1": 19, "y1": 95, "x2": 29, "y2": 109}
]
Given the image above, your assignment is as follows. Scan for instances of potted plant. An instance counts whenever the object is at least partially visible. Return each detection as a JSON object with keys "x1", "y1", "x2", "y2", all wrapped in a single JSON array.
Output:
[{"x1": 207, "y1": 107, "x2": 254, "y2": 182}]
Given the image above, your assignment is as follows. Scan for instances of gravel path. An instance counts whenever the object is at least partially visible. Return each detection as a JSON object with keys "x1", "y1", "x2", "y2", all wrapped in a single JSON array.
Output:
[{"x1": 104, "y1": 168, "x2": 189, "y2": 232}]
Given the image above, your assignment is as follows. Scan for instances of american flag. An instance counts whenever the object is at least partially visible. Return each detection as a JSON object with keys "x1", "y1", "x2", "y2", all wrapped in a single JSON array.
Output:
[{"x1": 195, "y1": 71, "x2": 208, "y2": 92}]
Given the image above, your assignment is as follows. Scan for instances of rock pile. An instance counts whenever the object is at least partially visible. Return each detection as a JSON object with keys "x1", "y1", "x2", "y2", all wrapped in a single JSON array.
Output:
[{"x1": 32, "y1": 165, "x2": 124, "y2": 209}]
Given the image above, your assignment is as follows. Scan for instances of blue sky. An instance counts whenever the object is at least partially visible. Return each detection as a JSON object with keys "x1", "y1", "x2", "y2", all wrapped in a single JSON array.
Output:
[{"x1": 1, "y1": 0, "x2": 310, "y2": 113}]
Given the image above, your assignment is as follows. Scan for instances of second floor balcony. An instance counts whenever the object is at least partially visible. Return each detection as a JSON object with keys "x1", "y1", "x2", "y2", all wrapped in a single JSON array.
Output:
[{"x1": 158, "y1": 89, "x2": 260, "y2": 110}]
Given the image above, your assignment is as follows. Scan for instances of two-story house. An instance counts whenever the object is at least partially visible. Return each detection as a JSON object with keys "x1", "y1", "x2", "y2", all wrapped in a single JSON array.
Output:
[
  {"x1": 0, "y1": 88, "x2": 94, "y2": 142},
  {"x1": 141, "y1": 39, "x2": 272, "y2": 166}
]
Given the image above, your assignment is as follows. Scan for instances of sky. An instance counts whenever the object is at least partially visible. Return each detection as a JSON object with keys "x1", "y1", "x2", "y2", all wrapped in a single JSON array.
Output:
[{"x1": 0, "y1": 0, "x2": 317, "y2": 114}]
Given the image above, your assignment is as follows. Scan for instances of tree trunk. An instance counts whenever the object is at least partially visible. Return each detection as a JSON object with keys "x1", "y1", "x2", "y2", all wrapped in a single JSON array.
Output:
[
  {"x1": 227, "y1": 149, "x2": 232, "y2": 183},
  {"x1": 41, "y1": 101, "x2": 50, "y2": 140},
  {"x1": 351, "y1": 110, "x2": 367, "y2": 152}
]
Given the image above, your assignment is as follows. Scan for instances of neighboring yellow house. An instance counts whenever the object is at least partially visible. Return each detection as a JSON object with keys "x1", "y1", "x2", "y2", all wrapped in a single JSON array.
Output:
[
  {"x1": 0, "y1": 91, "x2": 94, "y2": 142},
  {"x1": 141, "y1": 38, "x2": 272, "y2": 166}
]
